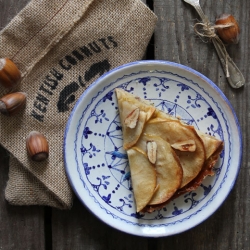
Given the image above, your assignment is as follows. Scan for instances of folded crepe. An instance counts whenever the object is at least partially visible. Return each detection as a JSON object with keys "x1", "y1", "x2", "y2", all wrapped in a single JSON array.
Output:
[{"x1": 115, "y1": 88, "x2": 223, "y2": 213}]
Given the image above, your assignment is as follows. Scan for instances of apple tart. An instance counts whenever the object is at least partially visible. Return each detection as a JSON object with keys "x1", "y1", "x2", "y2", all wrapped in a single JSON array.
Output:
[{"x1": 115, "y1": 88, "x2": 224, "y2": 213}]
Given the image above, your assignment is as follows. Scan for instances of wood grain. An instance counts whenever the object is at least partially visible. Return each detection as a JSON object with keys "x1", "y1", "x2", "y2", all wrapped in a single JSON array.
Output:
[
  {"x1": 0, "y1": 1, "x2": 45, "y2": 250},
  {"x1": 52, "y1": 198, "x2": 149, "y2": 250},
  {"x1": 0, "y1": 147, "x2": 45, "y2": 250},
  {"x1": 154, "y1": 0, "x2": 250, "y2": 249}
]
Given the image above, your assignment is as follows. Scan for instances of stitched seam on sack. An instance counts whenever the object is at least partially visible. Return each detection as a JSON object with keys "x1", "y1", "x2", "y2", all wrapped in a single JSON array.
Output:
[
  {"x1": 12, "y1": 0, "x2": 70, "y2": 60},
  {"x1": 12, "y1": 0, "x2": 94, "y2": 80}
]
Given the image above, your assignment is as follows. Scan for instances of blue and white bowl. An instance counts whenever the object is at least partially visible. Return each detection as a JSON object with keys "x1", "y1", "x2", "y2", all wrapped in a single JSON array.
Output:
[{"x1": 64, "y1": 60, "x2": 242, "y2": 237}]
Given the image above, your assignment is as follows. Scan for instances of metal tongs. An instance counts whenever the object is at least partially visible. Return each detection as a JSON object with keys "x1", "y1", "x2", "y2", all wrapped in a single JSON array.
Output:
[{"x1": 183, "y1": 0, "x2": 245, "y2": 88}]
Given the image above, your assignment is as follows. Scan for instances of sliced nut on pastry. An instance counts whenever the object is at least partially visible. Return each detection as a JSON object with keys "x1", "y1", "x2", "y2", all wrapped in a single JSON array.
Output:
[
  {"x1": 171, "y1": 139, "x2": 196, "y2": 152},
  {"x1": 115, "y1": 88, "x2": 155, "y2": 121},
  {"x1": 124, "y1": 107, "x2": 140, "y2": 129},
  {"x1": 123, "y1": 110, "x2": 147, "y2": 150},
  {"x1": 147, "y1": 141, "x2": 157, "y2": 164},
  {"x1": 135, "y1": 134, "x2": 183, "y2": 205},
  {"x1": 127, "y1": 147, "x2": 157, "y2": 212},
  {"x1": 115, "y1": 88, "x2": 155, "y2": 150}
]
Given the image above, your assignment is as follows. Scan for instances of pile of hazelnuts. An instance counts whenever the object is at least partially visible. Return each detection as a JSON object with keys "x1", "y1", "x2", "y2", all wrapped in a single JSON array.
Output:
[{"x1": 0, "y1": 58, "x2": 49, "y2": 162}]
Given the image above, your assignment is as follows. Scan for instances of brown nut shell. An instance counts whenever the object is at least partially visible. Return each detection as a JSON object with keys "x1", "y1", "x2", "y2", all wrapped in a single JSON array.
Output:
[
  {"x1": 26, "y1": 131, "x2": 49, "y2": 162},
  {"x1": 0, "y1": 58, "x2": 21, "y2": 88},
  {"x1": 0, "y1": 92, "x2": 27, "y2": 116},
  {"x1": 215, "y1": 14, "x2": 240, "y2": 44}
]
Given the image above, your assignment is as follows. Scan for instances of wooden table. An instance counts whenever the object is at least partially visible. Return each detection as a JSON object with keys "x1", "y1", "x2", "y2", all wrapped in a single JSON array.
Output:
[{"x1": 0, "y1": 0, "x2": 249, "y2": 249}]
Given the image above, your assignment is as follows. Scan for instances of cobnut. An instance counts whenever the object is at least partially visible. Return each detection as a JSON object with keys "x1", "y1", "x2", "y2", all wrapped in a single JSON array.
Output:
[
  {"x1": 0, "y1": 58, "x2": 21, "y2": 88},
  {"x1": 26, "y1": 131, "x2": 49, "y2": 162},
  {"x1": 215, "y1": 14, "x2": 240, "y2": 44},
  {"x1": 0, "y1": 92, "x2": 26, "y2": 116}
]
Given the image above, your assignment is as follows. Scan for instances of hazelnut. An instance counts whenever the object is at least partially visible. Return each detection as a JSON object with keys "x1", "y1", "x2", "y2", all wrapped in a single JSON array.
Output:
[
  {"x1": 215, "y1": 14, "x2": 240, "y2": 44},
  {"x1": 0, "y1": 92, "x2": 26, "y2": 116},
  {"x1": 0, "y1": 58, "x2": 21, "y2": 88},
  {"x1": 26, "y1": 131, "x2": 49, "y2": 162}
]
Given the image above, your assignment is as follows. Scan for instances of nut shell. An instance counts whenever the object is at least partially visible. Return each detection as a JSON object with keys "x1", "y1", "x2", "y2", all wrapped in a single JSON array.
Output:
[
  {"x1": 215, "y1": 14, "x2": 240, "y2": 44},
  {"x1": 0, "y1": 92, "x2": 27, "y2": 116},
  {"x1": 26, "y1": 131, "x2": 49, "y2": 162},
  {"x1": 0, "y1": 58, "x2": 21, "y2": 88}
]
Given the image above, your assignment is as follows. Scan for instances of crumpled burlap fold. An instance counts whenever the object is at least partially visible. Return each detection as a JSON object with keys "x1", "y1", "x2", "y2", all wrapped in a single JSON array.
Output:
[{"x1": 0, "y1": 0, "x2": 157, "y2": 209}]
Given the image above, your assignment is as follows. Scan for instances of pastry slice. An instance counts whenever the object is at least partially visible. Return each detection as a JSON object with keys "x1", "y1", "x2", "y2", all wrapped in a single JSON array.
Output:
[
  {"x1": 115, "y1": 88, "x2": 155, "y2": 122},
  {"x1": 196, "y1": 130, "x2": 223, "y2": 159},
  {"x1": 144, "y1": 142, "x2": 224, "y2": 213},
  {"x1": 173, "y1": 141, "x2": 224, "y2": 198},
  {"x1": 155, "y1": 109, "x2": 223, "y2": 162},
  {"x1": 115, "y1": 88, "x2": 223, "y2": 213},
  {"x1": 135, "y1": 133, "x2": 183, "y2": 205},
  {"x1": 115, "y1": 88, "x2": 156, "y2": 149},
  {"x1": 127, "y1": 147, "x2": 157, "y2": 212},
  {"x1": 144, "y1": 118, "x2": 205, "y2": 188},
  {"x1": 151, "y1": 110, "x2": 224, "y2": 186}
]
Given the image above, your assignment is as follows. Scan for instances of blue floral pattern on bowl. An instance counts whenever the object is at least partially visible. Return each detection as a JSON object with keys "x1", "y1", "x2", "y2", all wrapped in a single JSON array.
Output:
[{"x1": 64, "y1": 61, "x2": 242, "y2": 237}]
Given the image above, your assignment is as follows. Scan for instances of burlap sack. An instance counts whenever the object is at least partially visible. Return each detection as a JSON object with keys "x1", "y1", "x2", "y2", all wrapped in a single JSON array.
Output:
[{"x1": 0, "y1": 0, "x2": 157, "y2": 209}]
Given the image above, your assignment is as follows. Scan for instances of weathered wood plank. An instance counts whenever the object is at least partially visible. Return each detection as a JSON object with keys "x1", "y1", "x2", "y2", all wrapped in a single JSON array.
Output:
[
  {"x1": 52, "y1": 198, "x2": 148, "y2": 250},
  {"x1": 0, "y1": 146, "x2": 45, "y2": 250},
  {"x1": 0, "y1": 1, "x2": 45, "y2": 250},
  {"x1": 0, "y1": 0, "x2": 29, "y2": 28},
  {"x1": 154, "y1": 0, "x2": 250, "y2": 249}
]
